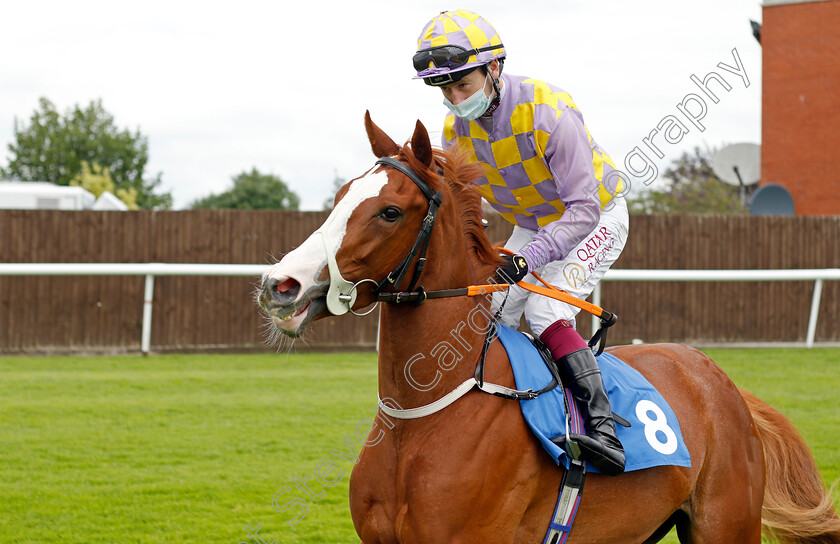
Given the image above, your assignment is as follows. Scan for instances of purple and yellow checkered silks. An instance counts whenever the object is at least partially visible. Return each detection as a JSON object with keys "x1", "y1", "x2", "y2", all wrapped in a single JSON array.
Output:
[
  {"x1": 415, "y1": 9, "x2": 506, "y2": 79},
  {"x1": 443, "y1": 74, "x2": 625, "y2": 231}
]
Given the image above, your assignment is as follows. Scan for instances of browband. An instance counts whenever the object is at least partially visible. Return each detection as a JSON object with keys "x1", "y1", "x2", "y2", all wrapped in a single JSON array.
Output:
[{"x1": 375, "y1": 157, "x2": 441, "y2": 205}]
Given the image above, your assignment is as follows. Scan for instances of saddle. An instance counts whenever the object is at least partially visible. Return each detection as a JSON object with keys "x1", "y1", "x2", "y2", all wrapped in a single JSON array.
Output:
[
  {"x1": 496, "y1": 325, "x2": 691, "y2": 473},
  {"x1": 497, "y1": 325, "x2": 691, "y2": 543}
]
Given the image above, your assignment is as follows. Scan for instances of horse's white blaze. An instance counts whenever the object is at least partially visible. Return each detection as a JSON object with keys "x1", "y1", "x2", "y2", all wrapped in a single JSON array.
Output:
[
  {"x1": 263, "y1": 168, "x2": 389, "y2": 316},
  {"x1": 264, "y1": 232, "x2": 326, "y2": 286},
  {"x1": 316, "y1": 169, "x2": 388, "y2": 258}
]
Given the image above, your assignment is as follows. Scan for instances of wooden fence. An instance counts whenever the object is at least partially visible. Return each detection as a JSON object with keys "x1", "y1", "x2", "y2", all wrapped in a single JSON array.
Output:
[{"x1": 0, "y1": 210, "x2": 838, "y2": 354}]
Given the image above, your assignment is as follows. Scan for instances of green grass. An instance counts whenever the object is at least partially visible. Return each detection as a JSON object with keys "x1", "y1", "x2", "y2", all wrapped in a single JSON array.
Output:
[{"x1": 0, "y1": 348, "x2": 837, "y2": 544}]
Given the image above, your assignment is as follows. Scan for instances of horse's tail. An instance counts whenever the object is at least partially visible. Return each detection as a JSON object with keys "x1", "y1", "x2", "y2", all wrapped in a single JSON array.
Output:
[{"x1": 741, "y1": 390, "x2": 840, "y2": 543}]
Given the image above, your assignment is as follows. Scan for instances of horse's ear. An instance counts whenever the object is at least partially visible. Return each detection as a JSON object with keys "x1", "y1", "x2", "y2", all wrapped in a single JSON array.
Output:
[
  {"x1": 411, "y1": 120, "x2": 433, "y2": 168},
  {"x1": 365, "y1": 110, "x2": 400, "y2": 158}
]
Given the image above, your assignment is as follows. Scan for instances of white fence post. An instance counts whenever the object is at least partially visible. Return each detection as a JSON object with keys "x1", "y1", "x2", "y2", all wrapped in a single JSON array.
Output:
[
  {"x1": 141, "y1": 274, "x2": 155, "y2": 355},
  {"x1": 806, "y1": 279, "x2": 824, "y2": 349}
]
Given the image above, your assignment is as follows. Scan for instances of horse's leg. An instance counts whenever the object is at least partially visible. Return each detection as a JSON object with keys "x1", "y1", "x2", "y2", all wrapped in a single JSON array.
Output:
[
  {"x1": 603, "y1": 344, "x2": 766, "y2": 544},
  {"x1": 350, "y1": 425, "x2": 399, "y2": 544},
  {"x1": 673, "y1": 448, "x2": 763, "y2": 543},
  {"x1": 676, "y1": 505, "x2": 762, "y2": 543},
  {"x1": 676, "y1": 510, "x2": 762, "y2": 544},
  {"x1": 673, "y1": 394, "x2": 764, "y2": 544}
]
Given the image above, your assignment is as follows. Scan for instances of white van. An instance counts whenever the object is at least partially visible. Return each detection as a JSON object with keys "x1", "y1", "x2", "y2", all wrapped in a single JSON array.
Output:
[{"x1": 0, "y1": 182, "x2": 98, "y2": 210}]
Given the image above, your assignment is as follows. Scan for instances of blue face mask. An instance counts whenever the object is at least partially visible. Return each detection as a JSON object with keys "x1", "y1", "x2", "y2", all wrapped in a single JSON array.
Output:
[{"x1": 443, "y1": 74, "x2": 494, "y2": 121}]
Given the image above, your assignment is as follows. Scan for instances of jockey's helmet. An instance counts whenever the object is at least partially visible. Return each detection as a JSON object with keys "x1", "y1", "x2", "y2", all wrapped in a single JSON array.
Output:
[{"x1": 413, "y1": 9, "x2": 506, "y2": 87}]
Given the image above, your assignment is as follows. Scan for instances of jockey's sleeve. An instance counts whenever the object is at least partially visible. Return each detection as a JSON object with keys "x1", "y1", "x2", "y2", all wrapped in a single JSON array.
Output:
[
  {"x1": 518, "y1": 109, "x2": 601, "y2": 271},
  {"x1": 441, "y1": 130, "x2": 453, "y2": 151}
]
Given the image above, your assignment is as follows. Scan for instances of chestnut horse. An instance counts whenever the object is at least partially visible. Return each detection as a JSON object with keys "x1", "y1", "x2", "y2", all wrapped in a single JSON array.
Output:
[{"x1": 258, "y1": 113, "x2": 840, "y2": 543}]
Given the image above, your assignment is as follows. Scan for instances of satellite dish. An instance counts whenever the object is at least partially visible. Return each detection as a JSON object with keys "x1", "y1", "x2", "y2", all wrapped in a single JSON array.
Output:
[
  {"x1": 711, "y1": 143, "x2": 761, "y2": 187},
  {"x1": 750, "y1": 183, "x2": 795, "y2": 216}
]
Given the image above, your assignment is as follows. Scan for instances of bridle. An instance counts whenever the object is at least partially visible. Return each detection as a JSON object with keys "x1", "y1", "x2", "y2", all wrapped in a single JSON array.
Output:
[
  {"x1": 370, "y1": 156, "x2": 443, "y2": 300},
  {"x1": 318, "y1": 155, "x2": 618, "y2": 420},
  {"x1": 321, "y1": 155, "x2": 617, "y2": 354},
  {"x1": 318, "y1": 155, "x2": 441, "y2": 317}
]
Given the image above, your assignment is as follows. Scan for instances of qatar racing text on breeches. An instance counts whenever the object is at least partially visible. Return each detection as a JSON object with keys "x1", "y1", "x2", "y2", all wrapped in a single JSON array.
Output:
[{"x1": 491, "y1": 197, "x2": 629, "y2": 336}]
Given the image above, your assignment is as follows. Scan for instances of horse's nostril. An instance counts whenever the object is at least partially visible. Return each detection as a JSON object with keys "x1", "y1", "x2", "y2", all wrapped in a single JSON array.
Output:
[
  {"x1": 275, "y1": 278, "x2": 298, "y2": 293},
  {"x1": 262, "y1": 276, "x2": 301, "y2": 306}
]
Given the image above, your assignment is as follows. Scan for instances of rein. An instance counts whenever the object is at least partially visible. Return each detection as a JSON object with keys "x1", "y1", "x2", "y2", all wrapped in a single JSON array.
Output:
[
  {"x1": 352, "y1": 156, "x2": 617, "y2": 419},
  {"x1": 378, "y1": 270, "x2": 618, "y2": 355},
  {"x1": 366, "y1": 157, "x2": 617, "y2": 351}
]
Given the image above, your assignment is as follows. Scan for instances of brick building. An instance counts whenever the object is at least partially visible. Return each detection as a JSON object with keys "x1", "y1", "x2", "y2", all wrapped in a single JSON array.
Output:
[{"x1": 761, "y1": 0, "x2": 840, "y2": 215}]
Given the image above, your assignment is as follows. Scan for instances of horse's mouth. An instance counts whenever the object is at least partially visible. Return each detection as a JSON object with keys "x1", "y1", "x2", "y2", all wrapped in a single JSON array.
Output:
[
  {"x1": 266, "y1": 294, "x2": 327, "y2": 337},
  {"x1": 271, "y1": 301, "x2": 310, "y2": 323}
]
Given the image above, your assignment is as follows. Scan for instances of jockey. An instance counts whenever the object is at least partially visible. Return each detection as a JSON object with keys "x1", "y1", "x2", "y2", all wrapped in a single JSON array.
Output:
[{"x1": 413, "y1": 9, "x2": 629, "y2": 475}]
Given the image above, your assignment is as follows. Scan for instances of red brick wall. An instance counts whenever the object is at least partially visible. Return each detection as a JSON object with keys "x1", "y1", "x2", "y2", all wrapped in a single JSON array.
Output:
[{"x1": 762, "y1": 0, "x2": 840, "y2": 215}]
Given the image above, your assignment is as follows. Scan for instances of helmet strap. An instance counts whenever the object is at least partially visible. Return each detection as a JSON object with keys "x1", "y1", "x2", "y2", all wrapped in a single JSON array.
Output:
[{"x1": 482, "y1": 67, "x2": 502, "y2": 118}]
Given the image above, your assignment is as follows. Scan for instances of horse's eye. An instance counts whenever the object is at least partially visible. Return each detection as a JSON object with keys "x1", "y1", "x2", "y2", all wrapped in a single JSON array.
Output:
[{"x1": 378, "y1": 206, "x2": 402, "y2": 222}]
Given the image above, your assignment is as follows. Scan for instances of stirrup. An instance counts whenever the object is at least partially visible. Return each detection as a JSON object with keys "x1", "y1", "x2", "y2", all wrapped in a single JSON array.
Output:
[
  {"x1": 575, "y1": 434, "x2": 625, "y2": 476},
  {"x1": 552, "y1": 433, "x2": 625, "y2": 476}
]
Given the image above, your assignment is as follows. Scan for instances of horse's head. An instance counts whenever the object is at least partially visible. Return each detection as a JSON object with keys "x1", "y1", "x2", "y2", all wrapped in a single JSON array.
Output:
[{"x1": 259, "y1": 111, "x2": 477, "y2": 338}]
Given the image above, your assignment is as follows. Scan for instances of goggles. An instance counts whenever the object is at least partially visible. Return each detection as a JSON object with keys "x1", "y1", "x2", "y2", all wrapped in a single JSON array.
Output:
[{"x1": 413, "y1": 43, "x2": 505, "y2": 72}]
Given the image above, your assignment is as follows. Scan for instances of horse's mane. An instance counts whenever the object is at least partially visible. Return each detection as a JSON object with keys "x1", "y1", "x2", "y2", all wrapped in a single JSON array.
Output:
[{"x1": 397, "y1": 143, "x2": 505, "y2": 281}]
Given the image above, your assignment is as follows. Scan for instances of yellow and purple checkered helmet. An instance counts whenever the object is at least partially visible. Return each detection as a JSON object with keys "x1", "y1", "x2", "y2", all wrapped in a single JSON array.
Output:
[{"x1": 413, "y1": 9, "x2": 506, "y2": 86}]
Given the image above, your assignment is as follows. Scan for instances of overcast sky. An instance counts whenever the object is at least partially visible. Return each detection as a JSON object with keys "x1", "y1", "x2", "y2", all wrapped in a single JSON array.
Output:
[{"x1": 0, "y1": 1, "x2": 764, "y2": 210}]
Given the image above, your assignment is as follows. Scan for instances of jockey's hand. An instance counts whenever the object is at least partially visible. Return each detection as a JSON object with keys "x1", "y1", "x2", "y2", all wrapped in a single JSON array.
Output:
[{"x1": 496, "y1": 254, "x2": 529, "y2": 284}]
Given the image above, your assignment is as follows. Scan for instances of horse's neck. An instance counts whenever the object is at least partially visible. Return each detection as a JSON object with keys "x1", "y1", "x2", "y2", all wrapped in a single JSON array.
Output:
[
  {"x1": 375, "y1": 192, "x2": 501, "y2": 411},
  {"x1": 377, "y1": 293, "x2": 492, "y2": 409}
]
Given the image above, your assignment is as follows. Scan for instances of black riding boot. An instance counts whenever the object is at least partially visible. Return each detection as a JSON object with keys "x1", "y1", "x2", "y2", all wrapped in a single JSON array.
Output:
[{"x1": 558, "y1": 348, "x2": 625, "y2": 475}]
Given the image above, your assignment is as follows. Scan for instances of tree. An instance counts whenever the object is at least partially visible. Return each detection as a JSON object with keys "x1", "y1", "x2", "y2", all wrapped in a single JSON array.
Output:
[
  {"x1": 70, "y1": 161, "x2": 139, "y2": 210},
  {"x1": 190, "y1": 168, "x2": 300, "y2": 210},
  {"x1": 1, "y1": 97, "x2": 171, "y2": 209},
  {"x1": 627, "y1": 146, "x2": 750, "y2": 215},
  {"x1": 322, "y1": 170, "x2": 348, "y2": 210}
]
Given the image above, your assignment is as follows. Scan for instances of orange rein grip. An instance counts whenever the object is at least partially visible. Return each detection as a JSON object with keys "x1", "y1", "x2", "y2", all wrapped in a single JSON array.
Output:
[
  {"x1": 516, "y1": 279, "x2": 606, "y2": 318},
  {"x1": 466, "y1": 280, "x2": 606, "y2": 318},
  {"x1": 467, "y1": 284, "x2": 510, "y2": 296},
  {"x1": 478, "y1": 246, "x2": 607, "y2": 318}
]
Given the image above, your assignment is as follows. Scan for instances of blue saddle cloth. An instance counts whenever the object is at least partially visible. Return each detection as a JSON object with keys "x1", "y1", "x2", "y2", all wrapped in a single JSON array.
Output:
[{"x1": 496, "y1": 325, "x2": 691, "y2": 473}]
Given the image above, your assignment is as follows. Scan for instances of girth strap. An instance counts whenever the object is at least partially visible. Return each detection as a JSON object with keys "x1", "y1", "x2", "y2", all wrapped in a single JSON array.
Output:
[
  {"x1": 543, "y1": 387, "x2": 588, "y2": 544},
  {"x1": 543, "y1": 459, "x2": 586, "y2": 544}
]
